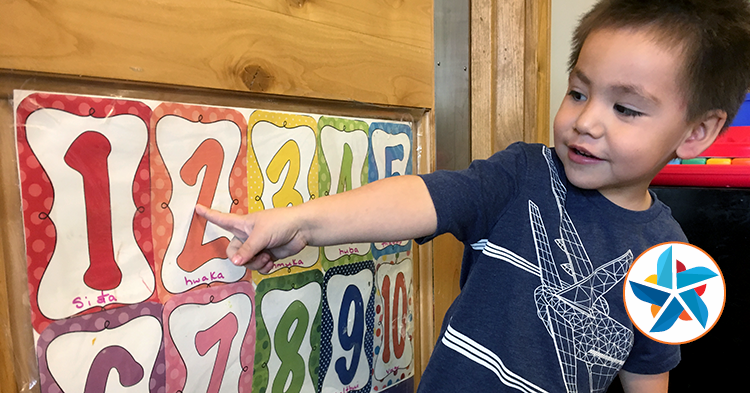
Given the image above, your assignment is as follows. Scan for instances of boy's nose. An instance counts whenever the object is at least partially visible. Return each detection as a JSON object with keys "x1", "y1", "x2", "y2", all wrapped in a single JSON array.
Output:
[{"x1": 574, "y1": 102, "x2": 605, "y2": 138}]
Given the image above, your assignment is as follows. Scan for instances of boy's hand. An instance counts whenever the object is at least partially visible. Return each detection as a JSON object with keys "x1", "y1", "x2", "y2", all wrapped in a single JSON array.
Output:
[
  {"x1": 194, "y1": 175, "x2": 436, "y2": 274},
  {"x1": 194, "y1": 204, "x2": 308, "y2": 274}
]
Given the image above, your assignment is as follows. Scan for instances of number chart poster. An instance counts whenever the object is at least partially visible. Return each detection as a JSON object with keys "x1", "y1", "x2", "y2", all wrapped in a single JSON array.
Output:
[{"x1": 14, "y1": 90, "x2": 416, "y2": 393}]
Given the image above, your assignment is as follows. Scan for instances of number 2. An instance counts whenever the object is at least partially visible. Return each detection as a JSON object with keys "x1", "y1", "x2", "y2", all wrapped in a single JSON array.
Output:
[{"x1": 176, "y1": 138, "x2": 230, "y2": 272}]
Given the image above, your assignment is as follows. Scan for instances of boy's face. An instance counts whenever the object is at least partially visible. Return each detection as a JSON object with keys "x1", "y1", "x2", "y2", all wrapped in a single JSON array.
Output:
[{"x1": 554, "y1": 28, "x2": 696, "y2": 210}]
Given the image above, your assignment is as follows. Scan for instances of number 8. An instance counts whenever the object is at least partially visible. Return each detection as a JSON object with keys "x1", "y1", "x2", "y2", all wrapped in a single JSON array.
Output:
[{"x1": 273, "y1": 300, "x2": 309, "y2": 393}]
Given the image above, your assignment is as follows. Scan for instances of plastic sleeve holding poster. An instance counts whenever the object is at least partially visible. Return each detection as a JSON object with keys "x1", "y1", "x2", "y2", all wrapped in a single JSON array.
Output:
[{"x1": 9, "y1": 89, "x2": 418, "y2": 393}]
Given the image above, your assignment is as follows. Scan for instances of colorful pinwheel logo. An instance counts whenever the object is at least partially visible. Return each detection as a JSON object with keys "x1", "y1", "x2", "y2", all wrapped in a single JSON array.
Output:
[{"x1": 624, "y1": 242, "x2": 725, "y2": 344}]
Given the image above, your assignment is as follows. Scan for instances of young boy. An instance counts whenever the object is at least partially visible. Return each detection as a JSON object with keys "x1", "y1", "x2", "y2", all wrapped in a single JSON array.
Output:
[{"x1": 197, "y1": 0, "x2": 750, "y2": 391}]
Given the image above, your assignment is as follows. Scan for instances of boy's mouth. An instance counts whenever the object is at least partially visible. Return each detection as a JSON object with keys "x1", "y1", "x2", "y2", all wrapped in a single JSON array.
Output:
[
  {"x1": 568, "y1": 145, "x2": 602, "y2": 162},
  {"x1": 573, "y1": 148, "x2": 596, "y2": 158}
]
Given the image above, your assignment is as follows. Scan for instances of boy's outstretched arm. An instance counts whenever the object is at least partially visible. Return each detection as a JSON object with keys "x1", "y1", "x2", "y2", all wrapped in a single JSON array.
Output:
[
  {"x1": 619, "y1": 370, "x2": 669, "y2": 393},
  {"x1": 195, "y1": 174, "x2": 437, "y2": 272}
]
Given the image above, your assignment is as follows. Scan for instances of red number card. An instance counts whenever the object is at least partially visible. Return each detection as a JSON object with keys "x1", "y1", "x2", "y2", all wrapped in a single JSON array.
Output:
[
  {"x1": 149, "y1": 103, "x2": 250, "y2": 302},
  {"x1": 16, "y1": 92, "x2": 157, "y2": 333}
]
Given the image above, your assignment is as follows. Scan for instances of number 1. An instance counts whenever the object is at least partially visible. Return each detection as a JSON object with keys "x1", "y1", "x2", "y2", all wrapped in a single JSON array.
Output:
[{"x1": 64, "y1": 131, "x2": 122, "y2": 291}]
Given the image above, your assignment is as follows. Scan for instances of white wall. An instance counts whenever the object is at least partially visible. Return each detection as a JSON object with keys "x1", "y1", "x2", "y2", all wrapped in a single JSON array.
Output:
[{"x1": 550, "y1": 0, "x2": 598, "y2": 145}]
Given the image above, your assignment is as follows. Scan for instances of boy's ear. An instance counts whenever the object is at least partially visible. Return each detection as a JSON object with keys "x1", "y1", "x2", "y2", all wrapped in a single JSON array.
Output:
[{"x1": 676, "y1": 110, "x2": 727, "y2": 159}]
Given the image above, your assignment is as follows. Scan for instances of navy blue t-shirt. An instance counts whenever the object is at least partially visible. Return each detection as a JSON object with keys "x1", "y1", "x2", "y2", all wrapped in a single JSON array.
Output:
[{"x1": 416, "y1": 143, "x2": 682, "y2": 392}]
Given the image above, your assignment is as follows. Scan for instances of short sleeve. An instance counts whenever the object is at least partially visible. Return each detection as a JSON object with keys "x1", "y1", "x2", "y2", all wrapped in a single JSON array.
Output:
[
  {"x1": 621, "y1": 329, "x2": 681, "y2": 375},
  {"x1": 416, "y1": 142, "x2": 531, "y2": 244}
]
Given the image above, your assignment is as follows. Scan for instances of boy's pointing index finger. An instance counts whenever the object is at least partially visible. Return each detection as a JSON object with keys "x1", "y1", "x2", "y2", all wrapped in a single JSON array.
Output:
[{"x1": 194, "y1": 204, "x2": 249, "y2": 241}]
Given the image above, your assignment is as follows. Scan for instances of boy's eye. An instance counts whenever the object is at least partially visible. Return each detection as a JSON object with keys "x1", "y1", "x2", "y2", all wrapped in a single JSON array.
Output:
[
  {"x1": 614, "y1": 104, "x2": 643, "y2": 117},
  {"x1": 568, "y1": 90, "x2": 585, "y2": 101}
]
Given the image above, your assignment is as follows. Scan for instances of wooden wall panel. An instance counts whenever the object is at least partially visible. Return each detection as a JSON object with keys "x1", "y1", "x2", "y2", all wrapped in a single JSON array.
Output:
[
  {"x1": 0, "y1": 0, "x2": 433, "y2": 108},
  {"x1": 491, "y1": 0, "x2": 527, "y2": 154},
  {"x1": 471, "y1": 0, "x2": 550, "y2": 159},
  {"x1": 431, "y1": 234, "x2": 463, "y2": 344},
  {"x1": 470, "y1": 0, "x2": 497, "y2": 160},
  {"x1": 524, "y1": 0, "x2": 551, "y2": 145}
]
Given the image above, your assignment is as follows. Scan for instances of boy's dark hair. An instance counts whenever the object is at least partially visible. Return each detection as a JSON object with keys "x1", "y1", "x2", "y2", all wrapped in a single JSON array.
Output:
[{"x1": 569, "y1": 0, "x2": 750, "y2": 129}]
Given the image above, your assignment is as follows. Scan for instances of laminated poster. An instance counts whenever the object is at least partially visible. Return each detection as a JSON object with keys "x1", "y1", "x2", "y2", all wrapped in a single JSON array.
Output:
[{"x1": 14, "y1": 90, "x2": 415, "y2": 393}]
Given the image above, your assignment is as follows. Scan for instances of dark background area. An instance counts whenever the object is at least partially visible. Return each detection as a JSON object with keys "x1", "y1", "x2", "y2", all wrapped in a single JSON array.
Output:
[{"x1": 609, "y1": 187, "x2": 746, "y2": 392}]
